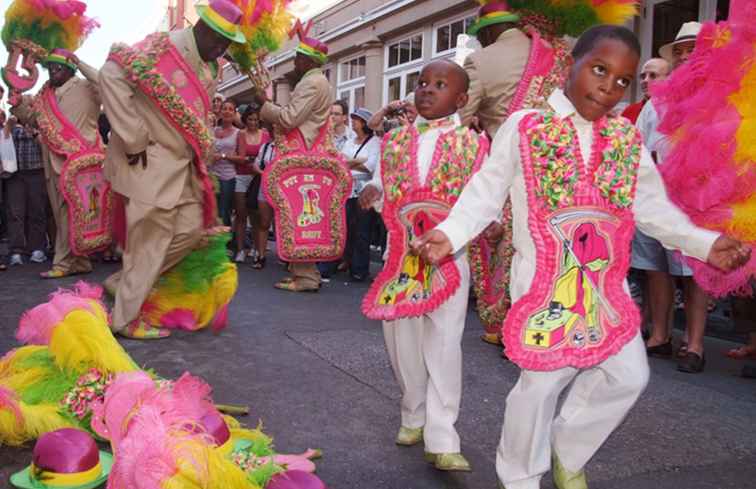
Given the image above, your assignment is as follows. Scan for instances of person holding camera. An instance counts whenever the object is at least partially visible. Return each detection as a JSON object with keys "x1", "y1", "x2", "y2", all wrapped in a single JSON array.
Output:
[
  {"x1": 367, "y1": 94, "x2": 418, "y2": 134},
  {"x1": 233, "y1": 106, "x2": 270, "y2": 263}
]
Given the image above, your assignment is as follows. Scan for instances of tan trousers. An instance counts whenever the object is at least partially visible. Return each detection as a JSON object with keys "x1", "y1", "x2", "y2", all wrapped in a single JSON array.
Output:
[
  {"x1": 46, "y1": 170, "x2": 91, "y2": 273},
  {"x1": 289, "y1": 262, "x2": 321, "y2": 288},
  {"x1": 382, "y1": 256, "x2": 470, "y2": 454},
  {"x1": 496, "y1": 333, "x2": 649, "y2": 489},
  {"x1": 108, "y1": 195, "x2": 203, "y2": 332}
]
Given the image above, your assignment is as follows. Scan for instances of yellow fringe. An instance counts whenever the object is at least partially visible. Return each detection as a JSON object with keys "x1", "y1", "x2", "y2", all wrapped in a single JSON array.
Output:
[
  {"x1": 729, "y1": 196, "x2": 756, "y2": 242},
  {"x1": 48, "y1": 308, "x2": 138, "y2": 375},
  {"x1": 0, "y1": 401, "x2": 72, "y2": 446},
  {"x1": 593, "y1": 2, "x2": 640, "y2": 26}
]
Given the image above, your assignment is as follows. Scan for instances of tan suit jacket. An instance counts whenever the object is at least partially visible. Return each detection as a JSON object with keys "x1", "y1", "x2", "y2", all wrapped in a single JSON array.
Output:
[
  {"x1": 100, "y1": 28, "x2": 217, "y2": 210},
  {"x1": 261, "y1": 68, "x2": 332, "y2": 148},
  {"x1": 12, "y1": 61, "x2": 101, "y2": 177},
  {"x1": 459, "y1": 28, "x2": 531, "y2": 138}
]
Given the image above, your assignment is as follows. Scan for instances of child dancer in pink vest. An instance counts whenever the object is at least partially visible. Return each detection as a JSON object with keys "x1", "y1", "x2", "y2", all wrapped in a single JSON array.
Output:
[
  {"x1": 415, "y1": 26, "x2": 751, "y2": 489},
  {"x1": 360, "y1": 59, "x2": 489, "y2": 472}
]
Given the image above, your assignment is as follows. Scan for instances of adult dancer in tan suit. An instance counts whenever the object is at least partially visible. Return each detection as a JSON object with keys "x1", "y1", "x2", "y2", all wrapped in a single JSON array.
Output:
[
  {"x1": 459, "y1": 1, "x2": 530, "y2": 139},
  {"x1": 11, "y1": 53, "x2": 99, "y2": 279},
  {"x1": 100, "y1": 0, "x2": 246, "y2": 339},
  {"x1": 256, "y1": 37, "x2": 332, "y2": 292}
]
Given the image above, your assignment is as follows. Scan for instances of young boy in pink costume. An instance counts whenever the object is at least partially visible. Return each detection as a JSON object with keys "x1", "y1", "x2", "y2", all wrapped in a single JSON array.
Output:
[
  {"x1": 359, "y1": 59, "x2": 489, "y2": 472},
  {"x1": 415, "y1": 26, "x2": 751, "y2": 489}
]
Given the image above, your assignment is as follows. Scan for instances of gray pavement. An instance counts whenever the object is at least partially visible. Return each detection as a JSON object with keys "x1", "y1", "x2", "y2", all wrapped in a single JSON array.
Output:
[{"x1": 0, "y1": 256, "x2": 755, "y2": 489}]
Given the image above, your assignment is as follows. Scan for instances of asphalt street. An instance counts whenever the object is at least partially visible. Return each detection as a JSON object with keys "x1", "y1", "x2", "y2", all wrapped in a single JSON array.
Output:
[{"x1": 0, "y1": 257, "x2": 755, "y2": 489}]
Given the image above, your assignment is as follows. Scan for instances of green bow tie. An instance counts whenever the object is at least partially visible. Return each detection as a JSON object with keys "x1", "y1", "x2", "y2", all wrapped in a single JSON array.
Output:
[{"x1": 416, "y1": 117, "x2": 456, "y2": 134}]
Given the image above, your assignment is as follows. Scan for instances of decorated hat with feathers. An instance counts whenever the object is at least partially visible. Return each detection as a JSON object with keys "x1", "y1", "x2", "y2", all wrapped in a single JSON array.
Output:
[{"x1": 468, "y1": 0, "x2": 639, "y2": 38}]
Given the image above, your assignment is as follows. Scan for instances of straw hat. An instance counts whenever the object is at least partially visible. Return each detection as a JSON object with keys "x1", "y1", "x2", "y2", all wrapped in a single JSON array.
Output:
[{"x1": 659, "y1": 22, "x2": 701, "y2": 62}]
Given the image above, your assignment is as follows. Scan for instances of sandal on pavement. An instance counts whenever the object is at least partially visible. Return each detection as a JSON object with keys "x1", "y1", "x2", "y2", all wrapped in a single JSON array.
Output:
[
  {"x1": 646, "y1": 340, "x2": 673, "y2": 357},
  {"x1": 251, "y1": 256, "x2": 266, "y2": 270},
  {"x1": 40, "y1": 267, "x2": 91, "y2": 279},
  {"x1": 677, "y1": 351, "x2": 705, "y2": 373},
  {"x1": 274, "y1": 280, "x2": 319, "y2": 293},
  {"x1": 481, "y1": 333, "x2": 501, "y2": 346},
  {"x1": 725, "y1": 346, "x2": 756, "y2": 360},
  {"x1": 118, "y1": 319, "x2": 171, "y2": 340}
]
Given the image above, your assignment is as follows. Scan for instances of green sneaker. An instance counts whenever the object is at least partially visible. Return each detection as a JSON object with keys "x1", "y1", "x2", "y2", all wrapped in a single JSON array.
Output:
[
  {"x1": 552, "y1": 453, "x2": 588, "y2": 489},
  {"x1": 424, "y1": 452, "x2": 472, "y2": 472},
  {"x1": 395, "y1": 426, "x2": 423, "y2": 446}
]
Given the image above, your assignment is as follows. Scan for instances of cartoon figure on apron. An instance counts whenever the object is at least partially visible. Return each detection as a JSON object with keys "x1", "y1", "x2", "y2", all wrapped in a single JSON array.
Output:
[
  {"x1": 297, "y1": 184, "x2": 324, "y2": 227},
  {"x1": 379, "y1": 209, "x2": 436, "y2": 305},
  {"x1": 525, "y1": 212, "x2": 617, "y2": 350}
]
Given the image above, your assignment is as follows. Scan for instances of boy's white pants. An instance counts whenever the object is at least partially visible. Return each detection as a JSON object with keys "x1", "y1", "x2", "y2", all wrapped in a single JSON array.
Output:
[
  {"x1": 497, "y1": 333, "x2": 649, "y2": 489},
  {"x1": 382, "y1": 256, "x2": 470, "y2": 454}
]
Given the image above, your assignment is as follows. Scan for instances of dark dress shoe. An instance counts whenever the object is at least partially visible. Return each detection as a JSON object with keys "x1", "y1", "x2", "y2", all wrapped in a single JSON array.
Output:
[
  {"x1": 742, "y1": 364, "x2": 756, "y2": 379},
  {"x1": 646, "y1": 341, "x2": 673, "y2": 357},
  {"x1": 677, "y1": 351, "x2": 705, "y2": 373}
]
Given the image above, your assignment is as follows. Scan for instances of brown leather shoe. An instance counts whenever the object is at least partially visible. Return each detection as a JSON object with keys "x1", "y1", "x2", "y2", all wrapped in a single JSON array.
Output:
[
  {"x1": 646, "y1": 340, "x2": 673, "y2": 357},
  {"x1": 677, "y1": 351, "x2": 705, "y2": 373}
]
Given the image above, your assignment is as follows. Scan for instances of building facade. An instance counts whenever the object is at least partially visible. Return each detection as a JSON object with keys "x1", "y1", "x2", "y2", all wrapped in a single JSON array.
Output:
[
  {"x1": 161, "y1": 0, "x2": 200, "y2": 31},
  {"x1": 212, "y1": 0, "x2": 731, "y2": 110}
]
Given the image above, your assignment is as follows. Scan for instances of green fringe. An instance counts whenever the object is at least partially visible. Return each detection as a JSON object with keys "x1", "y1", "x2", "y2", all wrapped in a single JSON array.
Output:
[
  {"x1": 14, "y1": 350, "x2": 77, "y2": 405},
  {"x1": 156, "y1": 233, "x2": 232, "y2": 294},
  {"x1": 510, "y1": 1, "x2": 601, "y2": 37},
  {"x1": 248, "y1": 461, "x2": 283, "y2": 488},
  {"x1": 2, "y1": 19, "x2": 67, "y2": 52}
]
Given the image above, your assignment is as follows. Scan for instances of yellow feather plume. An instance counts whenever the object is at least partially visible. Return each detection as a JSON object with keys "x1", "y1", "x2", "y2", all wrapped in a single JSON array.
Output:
[{"x1": 48, "y1": 308, "x2": 138, "y2": 375}]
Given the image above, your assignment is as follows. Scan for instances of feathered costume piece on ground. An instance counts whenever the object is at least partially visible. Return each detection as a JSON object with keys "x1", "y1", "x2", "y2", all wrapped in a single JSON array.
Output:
[
  {"x1": 476, "y1": 0, "x2": 638, "y2": 37},
  {"x1": 227, "y1": 0, "x2": 294, "y2": 72},
  {"x1": 92, "y1": 371, "x2": 324, "y2": 489},
  {"x1": 652, "y1": 0, "x2": 756, "y2": 297},
  {"x1": 0, "y1": 282, "x2": 139, "y2": 446},
  {"x1": 1, "y1": 0, "x2": 98, "y2": 53},
  {"x1": 140, "y1": 233, "x2": 238, "y2": 333}
]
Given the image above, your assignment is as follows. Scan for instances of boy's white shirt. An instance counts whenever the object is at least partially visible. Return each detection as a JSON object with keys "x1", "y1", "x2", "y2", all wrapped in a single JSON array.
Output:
[
  {"x1": 435, "y1": 88, "x2": 720, "y2": 303},
  {"x1": 366, "y1": 113, "x2": 462, "y2": 201}
]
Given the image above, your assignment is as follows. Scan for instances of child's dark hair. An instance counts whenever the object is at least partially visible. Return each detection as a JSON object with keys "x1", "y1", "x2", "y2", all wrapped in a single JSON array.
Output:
[{"x1": 571, "y1": 25, "x2": 641, "y2": 61}]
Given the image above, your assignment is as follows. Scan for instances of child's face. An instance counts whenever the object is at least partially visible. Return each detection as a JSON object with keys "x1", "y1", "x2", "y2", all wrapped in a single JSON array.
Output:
[
  {"x1": 565, "y1": 38, "x2": 639, "y2": 121},
  {"x1": 414, "y1": 62, "x2": 468, "y2": 120}
]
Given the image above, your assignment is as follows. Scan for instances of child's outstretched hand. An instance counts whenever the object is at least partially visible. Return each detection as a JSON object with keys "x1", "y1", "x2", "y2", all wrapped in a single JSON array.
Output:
[
  {"x1": 707, "y1": 235, "x2": 752, "y2": 271},
  {"x1": 411, "y1": 230, "x2": 453, "y2": 264},
  {"x1": 359, "y1": 185, "x2": 382, "y2": 210}
]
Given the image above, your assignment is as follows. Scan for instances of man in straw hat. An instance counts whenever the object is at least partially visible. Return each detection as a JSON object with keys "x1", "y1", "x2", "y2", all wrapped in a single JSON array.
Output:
[
  {"x1": 100, "y1": 0, "x2": 246, "y2": 339},
  {"x1": 633, "y1": 21, "x2": 711, "y2": 374},
  {"x1": 11, "y1": 48, "x2": 101, "y2": 280},
  {"x1": 255, "y1": 32, "x2": 333, "y2": 292}
]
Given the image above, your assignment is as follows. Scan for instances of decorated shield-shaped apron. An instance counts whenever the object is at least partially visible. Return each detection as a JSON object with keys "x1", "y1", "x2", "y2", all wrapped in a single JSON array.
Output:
[
  {"x1": 505, "y1": 112, "x2": 641, "y2": 371},
  {"x1": 34, "y1": 85, "x2": 112, "y2": 255},
  {"x1": 59, "y1": 149, "x2": 112, "y2": 255},
  {"x1": 264, "y1": 126, "x2": 351, "y2": 262},
  {"x1": 362, "y1": 191, "x2": 461, "y2": 320},
  {"x1": 470, "y1": 28, "x2": 570, "y2": 334}
]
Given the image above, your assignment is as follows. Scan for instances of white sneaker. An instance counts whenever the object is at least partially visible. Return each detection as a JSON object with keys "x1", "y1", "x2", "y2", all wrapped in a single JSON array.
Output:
[
  {"x1": 30, "y1": 250, "x2": 47, "y2": 263},
  {"x1": 9, "y1": 254, "x2": 23, "y2": 266},
  {"x1": 234, "y1": 250, "x2": 246, "y2": 263}
]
